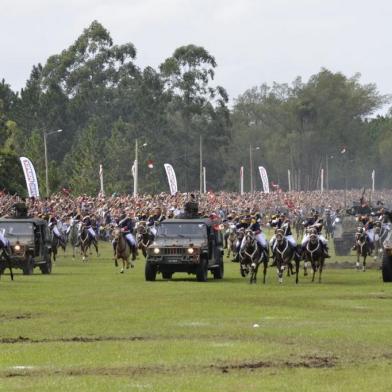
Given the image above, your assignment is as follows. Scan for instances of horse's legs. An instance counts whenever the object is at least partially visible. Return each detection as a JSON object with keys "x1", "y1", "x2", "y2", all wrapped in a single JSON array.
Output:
[
  {"x1": 356, "y1": 250, "x2": 360, "y2": 270},
  {"x1": 295, "y1": 259, "x2": 300, "y2": 284},
  {"x1": 304, "y1": 261, "x2": 308, "y2": 276},
  {"x1": 363, "y1": 254, "x2": 367, "y2": 271},
  {"x1": 319, "y1": 260, "x2": 324, "y2": 283}
]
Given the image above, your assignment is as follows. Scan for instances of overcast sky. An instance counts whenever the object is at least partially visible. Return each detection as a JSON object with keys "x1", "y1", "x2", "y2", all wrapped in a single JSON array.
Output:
[{"x1": 2, "y1": 0, "x2": 391, "y2": 112}]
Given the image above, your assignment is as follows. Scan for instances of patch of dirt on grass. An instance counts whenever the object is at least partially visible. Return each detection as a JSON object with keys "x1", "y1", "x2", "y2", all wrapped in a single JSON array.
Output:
[
  {"x1": 0, "y1": 313, "x2": 33, "y2": 322},
  {"x1": 0, "y1": 336, "x2": 146, "y2": 344},
  {"x1": 215, "y1": 355, "x2": 337, "y2": 373}
]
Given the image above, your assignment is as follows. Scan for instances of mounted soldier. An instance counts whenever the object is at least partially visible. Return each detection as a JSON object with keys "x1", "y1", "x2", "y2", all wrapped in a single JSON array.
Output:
[
  {"x1": 270, "y1": 213, "x2": 301, "y2": 261},
  {"x1": 302, "y1": 210, "x2": 330, "y2": 258},
  {"x1": 114, "y1": 212, "x2": 137, "y2": 261},
  {"x1": 240, "y1": 214, "x2": 269, "y2": 260},
  {"x1": 147, "y1": 207, "x2": 166, "y2": 237}
]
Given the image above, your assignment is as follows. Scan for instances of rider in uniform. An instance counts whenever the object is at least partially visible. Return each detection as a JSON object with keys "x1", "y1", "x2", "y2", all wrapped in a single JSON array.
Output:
[
  {"x1": 115, "y1": 212, "x2": 137, "y2": 260},
  {"x1": 270, "y1": 213, "x2": 301, "y2": 261},
  {"x1": 48, "y1": 216, "x2": 66, "y2": 247},
  {"x1": 82, "y1": 214, "x2": 97, "y2": 240},
  {"x1": 147, "y1": 207, "x2": 166, "y2": 237},
  {"x1": 302, "y1": 210, "x2": 330, "y2": 258},
  {"x1": 357, "y1": 213, "x2": 375, "y2": 255},
  {"x1": 240, "y1": 214, "x2": 269, "y2": 259}
]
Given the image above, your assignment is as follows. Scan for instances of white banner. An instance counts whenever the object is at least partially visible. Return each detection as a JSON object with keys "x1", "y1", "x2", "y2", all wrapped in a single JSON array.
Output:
[
  {"x1": 99, "y1": 164, "x2": 104, "y2": 196},
  {"x1": 164, "y1": 163, "x2": 178, "y2": 195},
  {"x1": 320, "y1": 168, "x2": 324, "y2": 193},
  {"x1": 19, "y1": 157, "x2": 40, "y2": 197},
  {"x1": 372, "y1": 169, "x2": 375, "y2": 192},
  {"x1": 258, "y1": 166, "x2": 270, "y2": 193}
]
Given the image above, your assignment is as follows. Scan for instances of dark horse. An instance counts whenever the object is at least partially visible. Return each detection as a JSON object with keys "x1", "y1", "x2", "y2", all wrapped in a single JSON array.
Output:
[
  {"x1": 272, "y1": 229, "x2": 299, "y2": 284},
  {"x1": 374, "y1": 222, "x2": 389, "y2": 262},
  {"x1": 354, "y1": 227, "x2": 368, "y2": 271},
  {"x1": 136, "y1": 222, "x2": 152, "y2": 258},
  {"x1": 303, "y1": 228, "x2": 325, "y2": 283},
  {"x1": 50, "y1": 231, "x2": 66, "y2": 262},
  {"x1": 239, "y1": 230, "x2": 267, "y2": 284},
  {"x1": 324, "y1": 213, "x2": 334, "y2": 240},
  {"x1": 0, "y1": 243, "x2": 13, "y2": 281},
  {"x1": 79, "y1": 223, "x2": 99, "y2": 262}
]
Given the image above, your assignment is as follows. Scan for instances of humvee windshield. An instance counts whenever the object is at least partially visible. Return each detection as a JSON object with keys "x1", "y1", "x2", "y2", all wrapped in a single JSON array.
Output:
[
  {"x1": 156, "y1": 222, "x2": 207, "y2": 239},
  {"x1": 0, "y1": 222, "x2": 34, "y2": 243}
]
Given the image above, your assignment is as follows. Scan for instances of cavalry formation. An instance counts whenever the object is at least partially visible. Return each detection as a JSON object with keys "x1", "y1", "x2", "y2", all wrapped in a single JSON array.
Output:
[{"x1": 1, "y1": 194, "x2": 391, "y2": 284}]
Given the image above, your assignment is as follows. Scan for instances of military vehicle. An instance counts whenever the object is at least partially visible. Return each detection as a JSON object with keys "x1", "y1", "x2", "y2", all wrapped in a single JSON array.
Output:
[
  {"x1": 145, "y1": 219, "x2": 224, "y2": 282},
  {"x1": 0, "y1": 206, "x2": 52, "y2": 275},
  {"x1": 333, "y1": 214, "x2": 358, "y2": 256}
]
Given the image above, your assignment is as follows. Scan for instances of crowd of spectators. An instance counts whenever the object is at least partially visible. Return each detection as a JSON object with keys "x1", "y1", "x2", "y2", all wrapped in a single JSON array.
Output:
[{"x1": 1, "y1": 189, "x2": 391, "y2": 224}]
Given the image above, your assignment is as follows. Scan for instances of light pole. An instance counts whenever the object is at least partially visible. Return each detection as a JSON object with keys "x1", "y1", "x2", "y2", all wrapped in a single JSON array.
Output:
[
  {"x1": 133, "y1": 139, "x2": 147, "y2": 197},
  {"x1": 44, "y1": 129, "x2": 62, "y2": 198},
  {"x1": 249, "y1": 145, "x2": 260, "y2": 193}
]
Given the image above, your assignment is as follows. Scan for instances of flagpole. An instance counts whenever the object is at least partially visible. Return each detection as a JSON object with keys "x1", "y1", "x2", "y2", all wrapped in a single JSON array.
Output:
[
  {"x1": 288, "y1": 169, "x2": 291, "y2": 192},
  {"x1": 200, "y1": 135, "x2": 203, "y2": 194},
  {"x1": 134, "y1": 139, "x2": 138, "y2": 197},
  {"x1": 320, "y1": 168, "x2": 324, "y2": 193},
  {"x1": 203, "y1": 166, "x2": 206, "y2": 193},
  {"x1": 99, "y1": 164, "x2": 104, "y2": 196},
  {"x1": 240, "y1": 166, "x2": 244, "y2": 195}
]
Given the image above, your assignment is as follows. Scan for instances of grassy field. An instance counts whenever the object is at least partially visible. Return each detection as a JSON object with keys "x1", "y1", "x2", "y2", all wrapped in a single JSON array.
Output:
[{"x1": 0, "y1": 242, "x2": 392, "y2": 392}]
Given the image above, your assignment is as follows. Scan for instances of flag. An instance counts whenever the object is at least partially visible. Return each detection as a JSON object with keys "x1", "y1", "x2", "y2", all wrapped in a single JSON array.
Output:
[
  {"x1": 258, "y1": 166, "x2": 270, "y2": 193},
  {"x1": 19, "y1": 157, "x2": 40, "y2": 197},
  {"x1": 340, "y1": 146, "x2": 346, "y2": 154},
  {"x1": 164, "y1": 163, "x2": 178, "y2": 195},
  {"x1": 147, "y1": 160, "x2": 154, "y2": 169},
  {"x1": 131, "y1": 160, "x2": 136, "y2": 178}
]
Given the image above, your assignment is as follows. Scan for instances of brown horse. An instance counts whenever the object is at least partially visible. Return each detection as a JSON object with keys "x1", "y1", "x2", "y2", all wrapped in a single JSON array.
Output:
[
  {"x1": 303, "y1": 228, "x2": 325, "y2": 283},
  {"x1": 354, "y1": 227, "x2": 368, "y2": 271},
  {"x1": 113, "y1": 228, "x2": 133, "y2": 273}
]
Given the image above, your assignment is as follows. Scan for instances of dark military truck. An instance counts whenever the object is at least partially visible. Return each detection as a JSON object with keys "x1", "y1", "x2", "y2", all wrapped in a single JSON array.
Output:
[
  {"x1": 333, "y1": 215, "x2": 358, "y2": 256},
  {"x1": 145, "y1": 219, "x2": 224, "y2": 282},
  {"x1": 0, "y1": 217, "x2": 52, "y2": 275},
  {"x1": 382, "y1": 229, "x2": 392, "y2": 282}
]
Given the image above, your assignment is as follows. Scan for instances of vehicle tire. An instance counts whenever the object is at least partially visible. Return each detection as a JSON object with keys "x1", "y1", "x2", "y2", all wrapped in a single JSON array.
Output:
[
  {"x1": 382, "y1": 253, "x2": 392, "y2": 282},
  {"x1": 22, "y1": 256, "x2": 34, "y2": 275},
  {"x1": 145, "y1": 261, "x2": 157, "y2": 281},
  {"x1": 196, "y1": 258, "x2": 208, "y2": 282},
  {"x1": 162, "y1": 271, "x2": 172, "y2": 280},
  {"x1": 40, "y1": 256, "x2": 52, "y2": 275},
  {"x1": 212, "y1": 259, "x2": 224, "y2": 280}
]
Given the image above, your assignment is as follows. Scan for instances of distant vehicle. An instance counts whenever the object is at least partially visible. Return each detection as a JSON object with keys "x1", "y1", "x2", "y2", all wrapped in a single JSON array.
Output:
[
  {"x1": 145, "y1": 219, "x2": 224, "y2": 282},
  {"x1": 333, "y1": 215, "x2": 358, "y2": 256},
  {"x1": 0, "y1": 217, "x2": 52, "y2": 275}
]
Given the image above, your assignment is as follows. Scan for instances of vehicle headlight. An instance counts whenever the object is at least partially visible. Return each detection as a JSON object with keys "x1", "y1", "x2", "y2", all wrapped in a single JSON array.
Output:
[
  {"x1": 153, "y1": 247, "x2": 160, "y2": 254},
  {"x1": 14, "y1": 244, "x2": 21, "y2": 251},
  {"x1": 187, "y1": 247, "x2": 194, "y2": 254}
]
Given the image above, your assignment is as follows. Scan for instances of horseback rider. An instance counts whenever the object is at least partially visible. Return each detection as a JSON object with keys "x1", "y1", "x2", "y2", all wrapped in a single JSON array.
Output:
[
  {"x1": 48, "y1": 216, "x2": 65, "y2": 243},
  {"x1": 240, "y1": 214, "x2": 269, "y2": 258},
  {"x1": 270, "y1": 213, "x2": 301, "y2": 261},
  {"x1": 354, "y1": 214, "x2": 375, "y2": 255},
  {"x1": 0, "y1": 229, "x2": 11, "y2": 256},
  {"x1": 302, "y1": 210, "x2": 330, "y2": 258},
  {"x1": 147, "y1": 207, "x2": 166, "y2": 237},
  {"x1": 116, "y1": 211, "x2": 137, "y2": 260},
  {"x1": 233, "y1": 214, "x2": 251, "y2": 261},
  {"x1": 82, "y1": 214, "x2": 97, "y2": 240}
]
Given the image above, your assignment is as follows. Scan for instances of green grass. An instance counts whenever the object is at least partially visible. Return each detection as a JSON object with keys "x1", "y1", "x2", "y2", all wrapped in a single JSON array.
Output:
[{"x1": 0, "y1": 242, "x2": 391, "y2": 391}]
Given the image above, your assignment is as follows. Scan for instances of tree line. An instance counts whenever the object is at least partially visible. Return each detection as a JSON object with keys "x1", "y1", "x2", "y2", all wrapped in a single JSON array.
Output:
[{"x1": 0, "y1": 21, "x2": 391, "y2": 196}]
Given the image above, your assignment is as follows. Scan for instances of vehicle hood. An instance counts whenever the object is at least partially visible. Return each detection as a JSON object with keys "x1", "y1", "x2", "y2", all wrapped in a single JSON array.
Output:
[{"x1": 151, "y1": 238, "x2": 207, "y2": 247}]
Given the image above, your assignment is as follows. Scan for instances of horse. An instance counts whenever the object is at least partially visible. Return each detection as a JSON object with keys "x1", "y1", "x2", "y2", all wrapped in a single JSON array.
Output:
[
  {"x1": 232, "y1": 228, "x2": 245, "y2": 262},
  {"x1": 239, "y1": 229, "x2": 267, "y2": 284},
  {"x1": 374, "y1": 222, "x2": 389, "y2": 262},
  {"x1": 294, "y1": 215, "x2": 305, "y2": 240},
  {"x1": 303, "y1": 228, "x2": 325, "y2": 283},
  {"x1": 354, "y1": 227, "x2": 369, "y2": 271},
  {"x1": 79, "y1": 223, "x2": 99, "y2": 262},
  {"x1": 272, "y1": 229, "x2": 299, "y2": 284},
  {"x1": 226, "y1": 224, "x2": 237, "y2": 258},
  {"x1": 67, "y1": 220, "x2": 80, "y2": 259},
  {"x1": 324, "y1": 213, "x2": 334, "y2": 240},
  {"x1": 0, "y1": 246, "x2": 13, "y2": 281},
  {"x1": 50, "y1": 228, "x2": 66, "y2": 262},
  {"x1": 136, "y1": 222, "x2": 152, "y2": 258},
  {"x1": 112, "y1": 228, "x2": 134, "y2": 273}
]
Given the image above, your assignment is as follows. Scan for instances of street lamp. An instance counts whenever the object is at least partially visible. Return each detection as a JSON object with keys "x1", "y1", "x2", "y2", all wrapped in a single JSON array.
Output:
[
  {"x1": 133, "y1": 139, "x2": 148, "y2": 197},
  {"x1": 44, "y1": 129, "x2": 62, "y2": 198},
  {"x1": 249, "y1": 145, "x2": 260, "y2": 193}
]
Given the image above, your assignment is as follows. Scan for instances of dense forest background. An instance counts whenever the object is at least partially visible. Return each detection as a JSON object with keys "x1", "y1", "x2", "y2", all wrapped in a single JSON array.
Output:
[{"x1": 1, "y1": 21, "x2": 391, "y2": 196}]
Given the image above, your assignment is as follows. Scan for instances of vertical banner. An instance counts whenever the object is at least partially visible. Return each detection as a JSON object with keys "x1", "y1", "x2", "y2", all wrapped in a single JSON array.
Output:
[
  {"x1": 258, "y1": 166, "x2": 270, "y2": 193},
  {"x1": 203, "y1": 166, "x2": 206, "y2": 193},
  {"x1": 240, "y1": 166, "x2": 244, "y2": 195},
  {"x1": 19, "y1": 157, "x2": 40, "y2": 197},
  {"x1": 288, "y1": 169, "x2": 291, "y2": 192},
  {"x1": 320, "y1": 168, "x2": 324, "y2": 193},
  {"x1": 99, "y1": 164, "x2": 104, "y2": 196},
  {"x1": 372, "y1": 170, "x2": 375, "y2": 192},
  {"x1": 164, "y1": 163, "x2": 178, "y2": 195}
]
